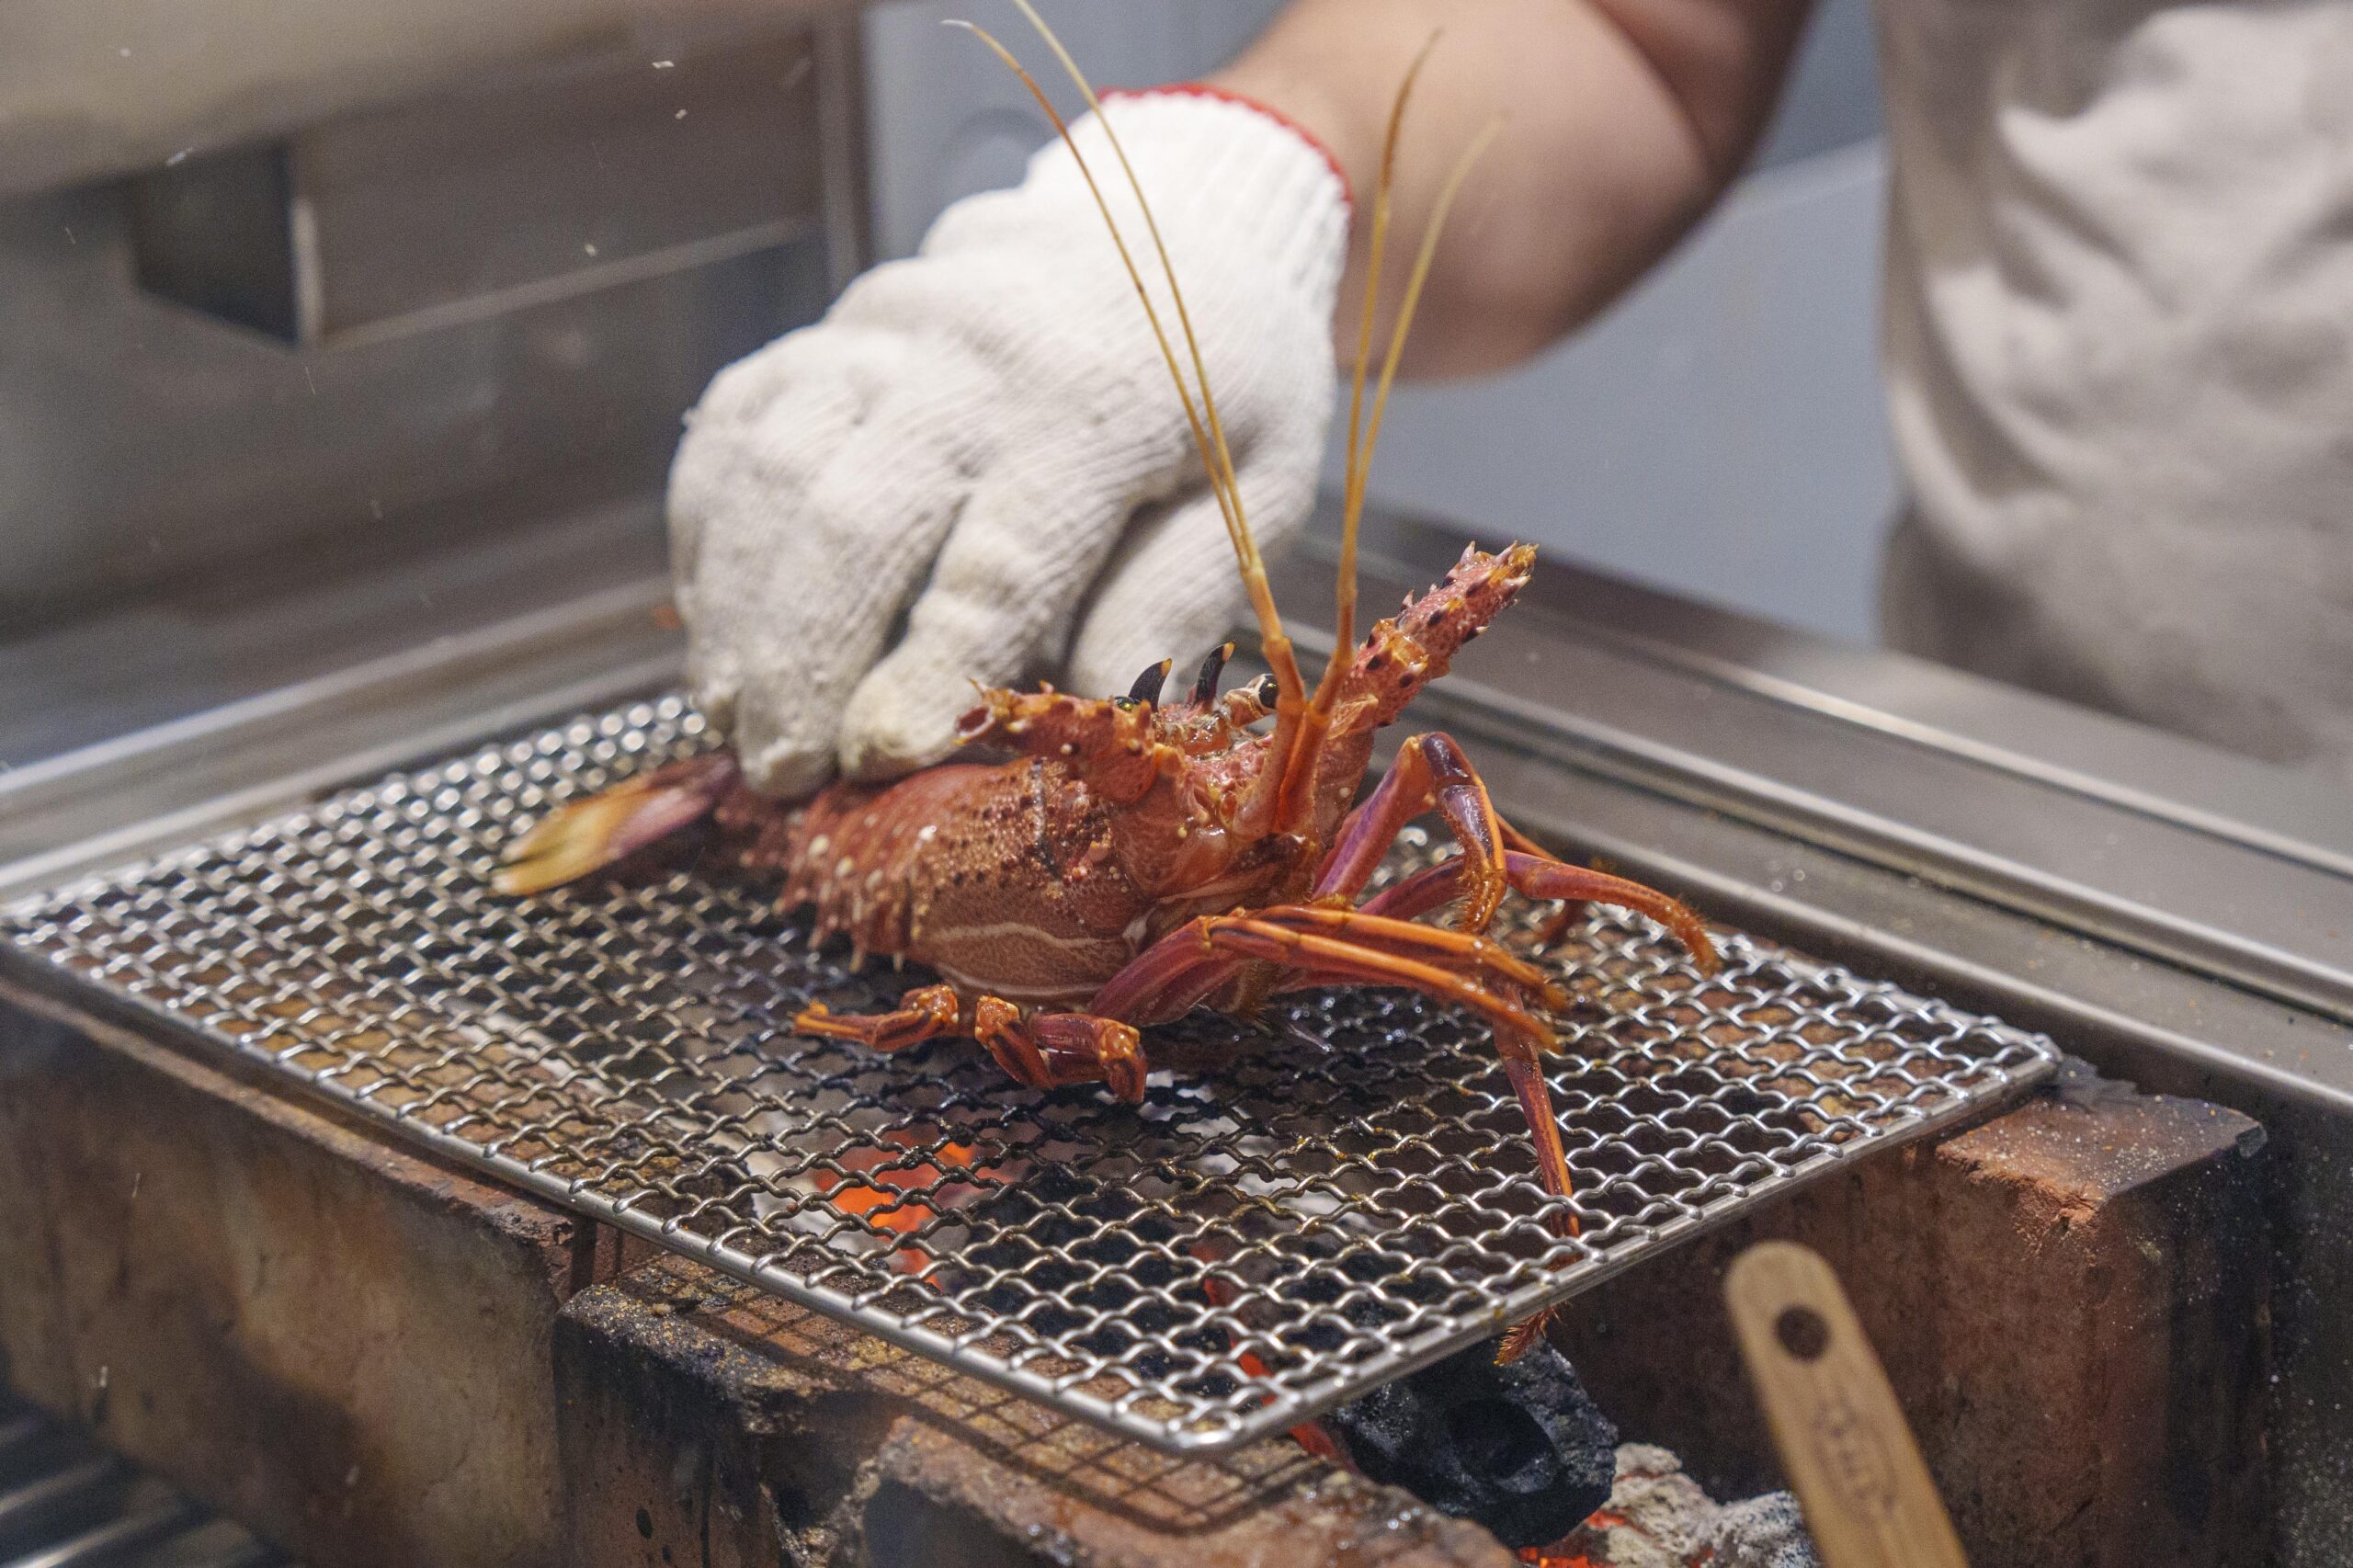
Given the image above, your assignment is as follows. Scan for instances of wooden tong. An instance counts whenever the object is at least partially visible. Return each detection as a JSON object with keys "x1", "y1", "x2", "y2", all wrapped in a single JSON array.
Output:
[{"x1": 1725, "y1": 1242, "x2": 1968, "y2": 1568}]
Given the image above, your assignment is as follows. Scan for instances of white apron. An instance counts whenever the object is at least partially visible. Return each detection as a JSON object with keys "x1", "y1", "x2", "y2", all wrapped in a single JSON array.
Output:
[{"x1": 1874, "y1": 0, "x2": 2353, "y2": 780}]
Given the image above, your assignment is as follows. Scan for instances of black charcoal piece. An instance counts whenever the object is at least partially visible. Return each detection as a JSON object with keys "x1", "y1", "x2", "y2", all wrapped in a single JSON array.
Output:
[{"x1": 1325, "y1": 1337, "x2": 1618, "y2": 1549}]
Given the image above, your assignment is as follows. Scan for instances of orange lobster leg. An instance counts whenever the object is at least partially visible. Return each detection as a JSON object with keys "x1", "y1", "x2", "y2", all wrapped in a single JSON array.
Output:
[
  {"x1": 1244, "y1": 905, "x2": 1571, "y2": 1014},
  {"x1": 1190, "y1": 913, "x2": 1552, "y2": 1051},
  {"x1": 1176, "y1": 909, "x2": 1586, "y2": 1365},
  {"x1": 1311, "y1": 731, "x2": 1717, "y2": 971},
  {"x1": 1509, "y1": 853, "x2": 1717, "y2": 965},
  {"x1": 1315, "y1": 733, "x2": 1508, "y2": 930},
  {"x1": 1092, "y1": 899, "x2": 1571, "y2": 1038},
  {"x1": 970, "y1": 998, "x2": 1148, "y2": 1103},
  {"x1": 1493, "y1": 1050, "x2": 1581, "y2": 1364},
  {"x1": 1098, "y1": 908, "x2": 1581, "y2": 1247},
  {"x1": 1361, "y1": 850, "x2": 1721, "y2": 973},
  {"x1": 1095, "y1": 906, "x2": 1565, "y2": 1048},
  {"x1": 795, "y1": 987, "x2": 1149, "y2": 1102},
  {"x1": 794, "y1": 983, "x2": 965, "y2": 1053}
]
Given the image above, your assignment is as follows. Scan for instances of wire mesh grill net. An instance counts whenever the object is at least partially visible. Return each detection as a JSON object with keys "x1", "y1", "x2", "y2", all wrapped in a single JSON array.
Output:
[{"x1": 3, "y1": 695, "x2": 2055, "y2": 1453}]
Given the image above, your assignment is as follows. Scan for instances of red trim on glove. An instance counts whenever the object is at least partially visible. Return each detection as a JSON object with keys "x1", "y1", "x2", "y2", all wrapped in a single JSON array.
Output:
[{"x1": 1102, "y1": 83, "x2": 1354, "y2": 210}]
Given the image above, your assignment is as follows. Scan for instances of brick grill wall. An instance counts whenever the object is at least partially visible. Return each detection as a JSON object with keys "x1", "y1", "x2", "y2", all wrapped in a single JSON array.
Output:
[
  {"x1": 1554, "y1": 1064, "x2": 2269, "y2": 1567},
  {"x1": 0, "y1": 980, "x2": 2270, "y2": 1567}
]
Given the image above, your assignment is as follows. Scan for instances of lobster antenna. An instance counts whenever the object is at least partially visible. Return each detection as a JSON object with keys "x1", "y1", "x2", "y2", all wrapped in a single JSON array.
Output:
[
  {"x1": 1358, "y1": 118, "x2": 1505, "y2": 524},
  {"x1": 997, "y1": 0, "x2": 1304, "y2": 707},
  {"x1": 1313, "y1": 35, "x2": 1438, "y2": 715},
  {"x1": 1266, "y1": 113, "x2": 1504, "y2": 829}
]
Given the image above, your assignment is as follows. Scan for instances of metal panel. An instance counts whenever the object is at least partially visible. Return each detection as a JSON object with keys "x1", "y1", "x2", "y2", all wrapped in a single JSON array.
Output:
[
  {"x1": 0, "y1": 0, "x2": 844, "y2": 201},
  {"x1": 0, "y1": 8, "x2": 863, "y2": 628},
  {"x1": 120, "y1": 36, "x2": 828, "y2": 347},
  {"x1": 0, "y1": 195, "x2": 829, "y2": 630},
  {"x1": 0, "y1": 696, "x2": 2054, "y2": 1455}
]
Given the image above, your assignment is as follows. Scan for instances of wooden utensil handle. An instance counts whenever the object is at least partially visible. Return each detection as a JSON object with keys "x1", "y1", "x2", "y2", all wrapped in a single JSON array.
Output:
[{"x1": 1724, "y1": 1241, "x2": 1968, "y2": 1568}]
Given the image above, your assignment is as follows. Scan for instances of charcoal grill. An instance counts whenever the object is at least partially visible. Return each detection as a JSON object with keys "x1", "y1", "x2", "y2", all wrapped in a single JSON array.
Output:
[
  {"x1": 4, "y1": 0, "x2": 2344, "y2": 1534},
  {"x1": 0, "y1": 692, "x2": 2055, "y2": 1455}
]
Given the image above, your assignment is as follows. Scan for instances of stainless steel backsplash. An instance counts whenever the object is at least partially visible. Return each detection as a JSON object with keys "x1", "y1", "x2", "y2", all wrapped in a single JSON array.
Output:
[{"x1": 0, "y1": 13, "x2": 858, "y2": 633}]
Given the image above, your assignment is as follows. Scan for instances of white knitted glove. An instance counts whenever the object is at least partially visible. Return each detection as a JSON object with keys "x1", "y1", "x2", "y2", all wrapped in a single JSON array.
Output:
[{"x1": 668, "y1": 87, "x2": 1348, "y2": 796}]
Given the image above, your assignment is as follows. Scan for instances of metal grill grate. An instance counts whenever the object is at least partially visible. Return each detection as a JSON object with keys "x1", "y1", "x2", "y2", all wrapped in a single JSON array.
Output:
[{"x1": 2, "y1": 696, "x2": 2056, "y2": 1455}]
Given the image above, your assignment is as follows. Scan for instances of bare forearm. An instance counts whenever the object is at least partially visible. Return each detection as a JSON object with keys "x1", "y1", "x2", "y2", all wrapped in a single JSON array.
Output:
[{"x1": 1211, "y1": 0, "x2": 1816, "y2": 375}]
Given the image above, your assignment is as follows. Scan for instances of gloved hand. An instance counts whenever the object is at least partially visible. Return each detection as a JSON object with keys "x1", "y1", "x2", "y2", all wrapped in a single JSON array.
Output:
[{"x1": 668, "y1": 87, "x2": 1349, "y2": 797}]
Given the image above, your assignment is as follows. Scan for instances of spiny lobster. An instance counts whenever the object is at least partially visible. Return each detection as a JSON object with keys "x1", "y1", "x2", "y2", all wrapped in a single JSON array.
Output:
[{"x1": 497, "y1": 3, "x2": 1719, "y2": 1361}]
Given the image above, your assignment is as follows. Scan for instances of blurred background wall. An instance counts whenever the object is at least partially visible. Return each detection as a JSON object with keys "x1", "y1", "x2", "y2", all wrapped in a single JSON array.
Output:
[
  {"x1": 0, "y1": 0, "x2": 1891, "y2": 646},
  {"x1": 864, "y1": 0, "x2": 1893, "y2": 644}
]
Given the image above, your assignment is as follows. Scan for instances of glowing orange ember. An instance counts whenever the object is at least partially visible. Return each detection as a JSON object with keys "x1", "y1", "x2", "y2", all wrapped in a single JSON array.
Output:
[{"x1": 813, "y1": 1129, "x2": 1008, "y2": 1271}]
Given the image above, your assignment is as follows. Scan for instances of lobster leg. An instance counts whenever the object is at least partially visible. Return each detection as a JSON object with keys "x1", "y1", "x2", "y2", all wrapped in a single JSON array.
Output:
[
  {"x1": 1361, "y1": 851, "x2": 1721, "y2": 971},
  {"x1": 1153, "y1": 908, "x2": 1583, "y2": 1363},
  {"x1": 794, "y1": 983, "x2": 964, "y2": 1052},
  {"x1": 1493, "y1": 1048, "x2": 1581, "y2": 1364},
  {"x1": 1091, "y1": 907, "x2": 1563, "y2": 1045},
  {"x1": 1314, "y1": 733, "x2": 1507, "y2": 930},
  {"x1": 970, "y1": 999, "x2": 1149, "y2": 1102},
  {"x1": 795, "y1": 986, "x2": 1149, "y2": 1102},
  {"x1": 1513, "y1": 852, "x2": 1717, "y2": 965},
  {"x1": 1234, "y1": 906, "x2": 1569, "y2": 1014},
  {"x1": 1309, "y1": 732, "x2": 1717, "y2": 970},
  {"x1": 1088, "y1": 906, "x2": 1587, "y2": 1363},
  {"x1": 1236, "y1": 913, "x2": 1588, "y2": 1364},
  {"x1": 1352, "y1": 859, "x2": 1463, "y2": 925}
]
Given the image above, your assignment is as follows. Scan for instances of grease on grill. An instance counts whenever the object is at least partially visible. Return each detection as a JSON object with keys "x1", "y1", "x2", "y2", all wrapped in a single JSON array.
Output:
[{"x1": 0, "y1": 694, "x2": 2059, "y2": 1455}]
